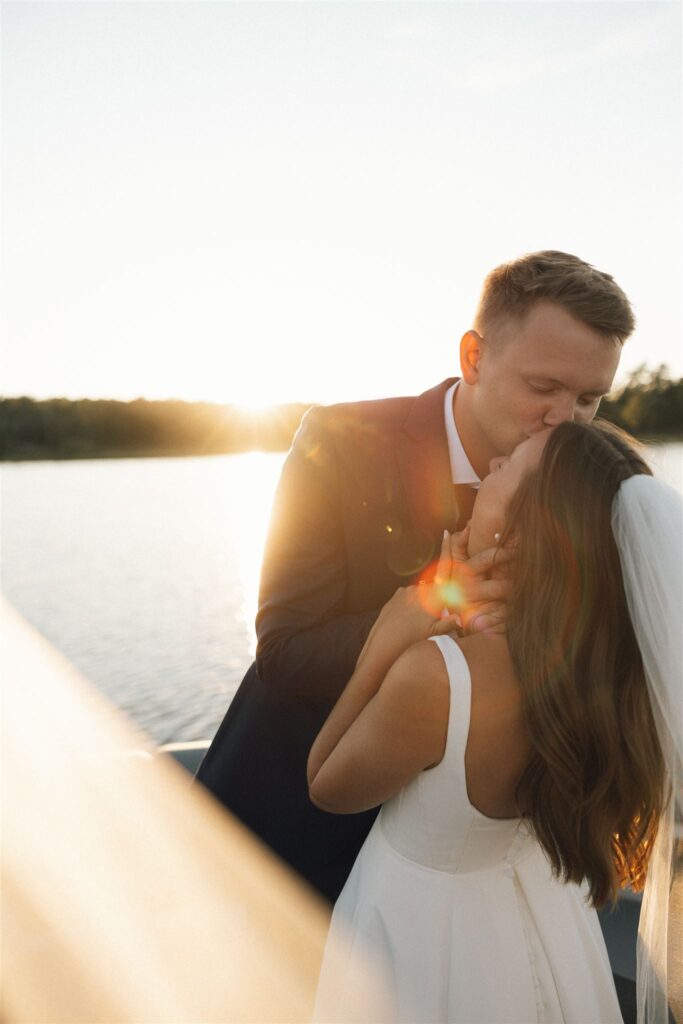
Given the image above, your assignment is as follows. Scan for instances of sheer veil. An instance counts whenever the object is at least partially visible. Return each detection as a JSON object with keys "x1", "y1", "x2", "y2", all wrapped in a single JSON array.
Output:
[{"x1": 612, "y1": 474, "x2": 683, "y2": 1024}]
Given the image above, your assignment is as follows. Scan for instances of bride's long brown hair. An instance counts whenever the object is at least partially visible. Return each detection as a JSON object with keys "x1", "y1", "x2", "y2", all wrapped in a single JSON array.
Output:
[{"x1": 502, "y1": 420, "x2": 667, "y2": 908}]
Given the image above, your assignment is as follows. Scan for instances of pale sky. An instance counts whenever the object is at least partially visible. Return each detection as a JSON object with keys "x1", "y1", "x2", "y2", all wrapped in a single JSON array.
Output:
[{"x1": 3, "y1": 1, "x2": 682, "y2": 408}]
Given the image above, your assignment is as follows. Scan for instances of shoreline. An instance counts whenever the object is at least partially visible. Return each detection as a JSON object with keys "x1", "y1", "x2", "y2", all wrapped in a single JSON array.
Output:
[
  {"x1": 0, "y1": 446, "x2": 291, "y2": 463},
  {"x1": 3, "y1": 435, "x2": 682, "y2": 464}
]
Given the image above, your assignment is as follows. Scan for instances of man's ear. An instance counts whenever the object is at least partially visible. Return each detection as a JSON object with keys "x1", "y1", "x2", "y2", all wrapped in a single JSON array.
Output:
[{"x1": 459, "y1": 330, "x2": 483, "y2": 385}]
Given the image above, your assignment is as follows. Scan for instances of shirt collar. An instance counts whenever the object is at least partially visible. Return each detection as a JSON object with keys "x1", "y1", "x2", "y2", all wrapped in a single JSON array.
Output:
[{"x1": 443, "y1": 380, "x2": 481, "y2": 488}]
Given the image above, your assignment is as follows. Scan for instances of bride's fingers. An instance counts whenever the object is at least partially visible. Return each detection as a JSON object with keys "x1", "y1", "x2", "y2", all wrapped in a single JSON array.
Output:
[
  {"x1": 467, "y1": 603, "x2": 507, "y2": 635},
  {"x1": 434, "y1": 530, "x2": 452, "y2": 584},
  {"x1": 448, "y1": 524, "x2": 470, "y2": 562},
  {"x1": 465, "y1": 543, "x2": 515, "y2": 576},
  {"x1": 430, "y1": 613, "x2": 463, "y2": 636},
  {"x1": 467, "y1": 578, "x2": 511, "y2": 603}
]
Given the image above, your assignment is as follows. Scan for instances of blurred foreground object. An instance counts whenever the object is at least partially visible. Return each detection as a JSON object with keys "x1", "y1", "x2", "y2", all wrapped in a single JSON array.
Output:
[{"x1": 0, "y1": 598, "x2": 350, "y2": 1023}]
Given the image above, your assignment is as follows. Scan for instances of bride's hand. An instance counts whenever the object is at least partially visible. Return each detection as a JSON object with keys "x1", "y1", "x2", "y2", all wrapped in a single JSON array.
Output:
[
  {"x1": 357, "y1": 533, "x2": 457, "y2": 665},
  {"x1": 430, "y1": 526, "x2": 513, "y2": 636},
  {"x1": 358, "y1": 528, "x2": 514, "y2": 665}
]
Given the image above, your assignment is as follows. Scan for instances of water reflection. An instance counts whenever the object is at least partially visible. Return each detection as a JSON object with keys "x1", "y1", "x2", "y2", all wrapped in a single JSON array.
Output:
[
  {"x1": 215, "y1": 452, "x2": 285, "y2": 656},
  {"x1": 1, "y1": 453, "x2": 285, "y2": 744},
  {"x1": 1, "y1": 443, "x2": 681, "y2": 744}
]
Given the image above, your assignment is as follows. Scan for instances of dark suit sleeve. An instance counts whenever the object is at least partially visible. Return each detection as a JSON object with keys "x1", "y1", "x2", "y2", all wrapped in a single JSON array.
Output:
[{"x1": 255, "y1": 406, "x2": 379, "y2": 706}]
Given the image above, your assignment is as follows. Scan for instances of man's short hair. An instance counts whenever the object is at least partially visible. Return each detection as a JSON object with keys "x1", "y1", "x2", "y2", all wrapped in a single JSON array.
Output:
[{"x1": 474, "y1": 251, "x2": 635, "y2": 343}]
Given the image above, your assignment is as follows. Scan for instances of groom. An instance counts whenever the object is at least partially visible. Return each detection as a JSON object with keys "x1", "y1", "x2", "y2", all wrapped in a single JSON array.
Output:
[{"x1": 196, "y1": 251, "x2": 634, "y2": 903}]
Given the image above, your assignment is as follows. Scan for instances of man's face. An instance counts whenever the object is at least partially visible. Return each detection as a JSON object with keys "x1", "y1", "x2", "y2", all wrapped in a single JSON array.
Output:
[{"x1": 467, "y1": 301, "x2": 621, "y2": 458}]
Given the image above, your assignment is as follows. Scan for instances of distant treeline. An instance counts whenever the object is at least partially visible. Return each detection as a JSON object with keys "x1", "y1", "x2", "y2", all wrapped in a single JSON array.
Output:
[
  {"x1": 598, "y1": 365, "x2": 682, "y2": 438},
  {"x1": 0, "y1": 398, "x2": 313, "y2": 460},
  {"x1": 0, "y1": 366, "x2": 681, "y2": 461}
]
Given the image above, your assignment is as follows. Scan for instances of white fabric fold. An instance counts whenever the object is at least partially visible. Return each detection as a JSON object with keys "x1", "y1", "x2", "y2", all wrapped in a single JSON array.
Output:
[{"x1": 612, "y1": 475, "x2": 683, "y2": 1024}]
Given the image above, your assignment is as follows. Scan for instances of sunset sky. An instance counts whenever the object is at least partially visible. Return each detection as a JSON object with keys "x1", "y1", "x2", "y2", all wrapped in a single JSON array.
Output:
[{"x1": 3, "y1": 1, "x2": 681, "y2": 408}]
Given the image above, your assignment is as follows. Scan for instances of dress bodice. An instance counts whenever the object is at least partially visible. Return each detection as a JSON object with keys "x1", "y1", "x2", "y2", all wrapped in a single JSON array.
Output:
[
  {"x1": 379, "y1": 634, "x2": 536, "y2": 874},
  {"x1": 315, "y1": 636, "x2": 622, "y2": 1023}
]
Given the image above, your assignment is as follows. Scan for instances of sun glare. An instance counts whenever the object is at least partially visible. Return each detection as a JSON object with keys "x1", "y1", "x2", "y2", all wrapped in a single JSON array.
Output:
[{"x1": 233, "y1": 399, "x2": 276, "y2": 415}]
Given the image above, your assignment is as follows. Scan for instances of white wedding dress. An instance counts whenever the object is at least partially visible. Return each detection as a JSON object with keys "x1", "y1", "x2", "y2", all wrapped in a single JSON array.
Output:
[{"x1": 313, "y1": 634, "x2": 624, "y2": 1023}]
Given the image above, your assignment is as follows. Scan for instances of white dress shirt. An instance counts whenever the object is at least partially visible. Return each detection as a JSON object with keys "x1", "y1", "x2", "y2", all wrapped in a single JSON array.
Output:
[{"x1": 443, "y1": 380, "x2": 481, "y2": 489}]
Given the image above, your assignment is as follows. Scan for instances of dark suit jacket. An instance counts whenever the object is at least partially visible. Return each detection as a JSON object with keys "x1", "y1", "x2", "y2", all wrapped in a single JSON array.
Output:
[{"x1": 196, "y1": 378, "x2": 467, "y2": 902}]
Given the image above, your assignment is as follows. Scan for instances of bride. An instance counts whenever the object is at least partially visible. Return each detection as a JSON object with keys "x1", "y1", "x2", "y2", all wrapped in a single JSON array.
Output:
[{"x1": 308, "y1": 420, "x2": 681, "y2": 1024}]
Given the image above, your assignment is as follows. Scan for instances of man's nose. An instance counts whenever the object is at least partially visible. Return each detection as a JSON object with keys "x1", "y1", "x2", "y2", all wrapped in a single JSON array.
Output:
[{"x1": 542, "y1": 395, "x2": 577, "y2": 426}]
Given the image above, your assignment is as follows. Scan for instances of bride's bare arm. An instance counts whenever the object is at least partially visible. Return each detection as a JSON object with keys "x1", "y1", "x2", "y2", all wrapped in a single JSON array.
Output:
[
  {"x1": 307, "y1": 639, "x2": 450, "y2": 814},
  {"x1": 306, "y1": 530, "x2": 509, "y2": 813},
  {"x1": 306, "y1": 537, "x2": 453, "y2": 799}
]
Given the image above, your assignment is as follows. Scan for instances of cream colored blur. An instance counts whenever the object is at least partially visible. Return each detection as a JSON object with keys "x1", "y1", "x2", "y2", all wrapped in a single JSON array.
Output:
[{"x1": 0, "y1": 598, "x2": 377, "y2": 1023}]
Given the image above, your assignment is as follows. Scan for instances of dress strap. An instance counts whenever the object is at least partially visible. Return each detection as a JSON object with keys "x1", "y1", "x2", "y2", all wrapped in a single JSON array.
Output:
[{"x1": 427, "y1": 634, "x2": 472, "y2": 773}]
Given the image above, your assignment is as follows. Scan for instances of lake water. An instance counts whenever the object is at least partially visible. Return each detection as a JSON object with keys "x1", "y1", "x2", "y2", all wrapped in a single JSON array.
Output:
[{"x1": 2, "y1": 443, "x2": 681, "y2": 745}]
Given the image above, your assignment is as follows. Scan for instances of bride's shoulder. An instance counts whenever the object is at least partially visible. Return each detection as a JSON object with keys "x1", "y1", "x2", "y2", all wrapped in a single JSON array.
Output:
[
  {"x1": 387, "y1": 635, "x2": 514, "y2": 715},
  {"x1": 392, "y1": 638, "x2": 451, "y2": 687},
  {"x1": 382, "y1": 640, "x2": 451, "y2": 717},
  {"x1": 406, "y1": 633, "x2": 513, "y2": 684}
]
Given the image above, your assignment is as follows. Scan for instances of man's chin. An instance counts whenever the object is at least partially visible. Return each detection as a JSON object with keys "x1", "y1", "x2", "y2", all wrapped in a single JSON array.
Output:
[{"x1": 502, "y1": 433, "x2": 529, "y2": 455}]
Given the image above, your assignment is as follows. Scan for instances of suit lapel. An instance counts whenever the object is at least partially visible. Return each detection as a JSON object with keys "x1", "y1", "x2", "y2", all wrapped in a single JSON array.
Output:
[{"x1": 396, "y1": 379, "x2": 459, "y2": 574}]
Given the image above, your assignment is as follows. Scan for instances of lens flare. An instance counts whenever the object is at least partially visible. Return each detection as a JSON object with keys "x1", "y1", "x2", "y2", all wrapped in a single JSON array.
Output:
[
  {"x1": 440, "y1": 579, "x2": 467, "y2": 609},
  {"x1": 414, "y1": 557, "x2": 478, "y2": 619}
]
